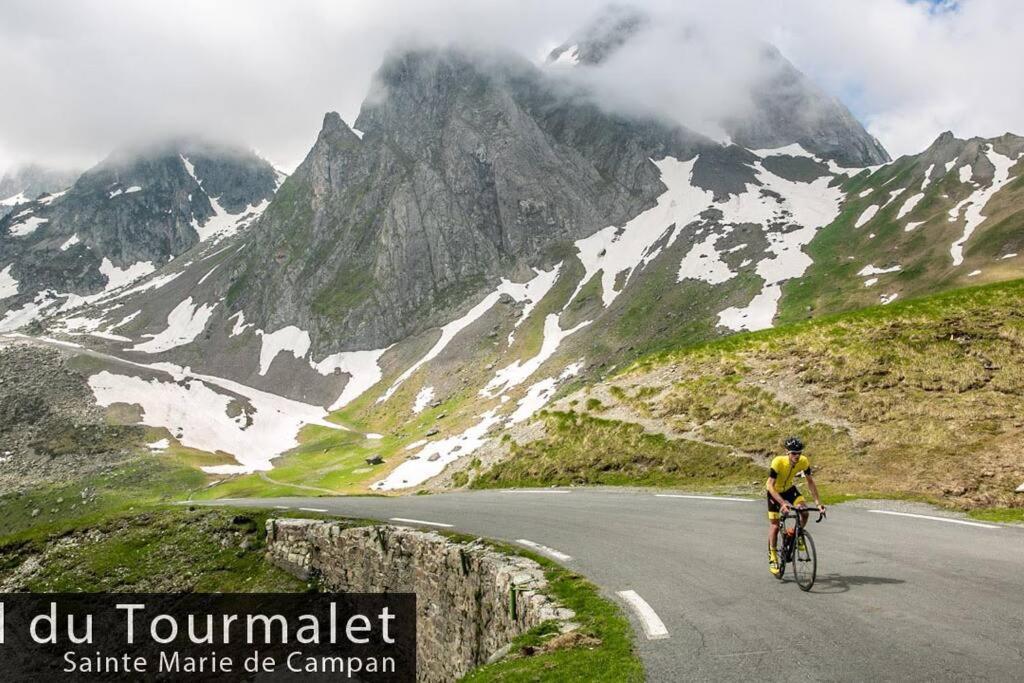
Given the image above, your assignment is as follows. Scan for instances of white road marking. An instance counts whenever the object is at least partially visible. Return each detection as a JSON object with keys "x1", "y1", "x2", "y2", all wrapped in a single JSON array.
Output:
[
  {"x1": 299, "y1": 507, "x2": 328, "y2": 513},
  {"x1": 868, "y1": 509, "x2": 999, "y2": 529},
  {"x1": 656, "y1": 494, "x2": 753, "y2": 503},
  {"x1": 516, "y1": 539, "x2": 572, "y2": 562},
  {"x1": 390, "y1": 517, "x2": 453, "y2": 528},
  {"x1": 502, "y1": 489, "x2": 570, "y2": 494},
  {"x1": 274, "y1": 505, "x2": 290, "y2": 509},
  {"x1": 617, "y1": 590, "x2": 669, "y2": 640}
]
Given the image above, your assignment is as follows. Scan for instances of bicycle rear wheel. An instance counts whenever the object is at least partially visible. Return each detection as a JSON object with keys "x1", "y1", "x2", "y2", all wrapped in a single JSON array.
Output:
[{"x1": 792, "y1": 529, "x2": 817, "y2": 591}]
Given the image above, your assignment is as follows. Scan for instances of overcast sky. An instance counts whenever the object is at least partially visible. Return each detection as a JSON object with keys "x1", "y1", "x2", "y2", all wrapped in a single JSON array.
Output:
[{"x1": 1, "y1": 0, "x2": 1022, "y2": 174}]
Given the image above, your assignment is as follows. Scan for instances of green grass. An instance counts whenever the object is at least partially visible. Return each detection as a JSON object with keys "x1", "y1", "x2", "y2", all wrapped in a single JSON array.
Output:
[
  {"x1": 0, "y1": 507, "x2": 309, "y2": 592},
  {"x1": 0, "y1": 457, "x2": 206, "y2": 544},
  {"x1": 968, "y1": 507, "x2": 1024, "y2": 524},
  {"x1": 194, "y1": 425, "x2": 394, "y2": 499},
  {"x1": 778, "y1": 153, "x2": 1024, "y2": 325},
  {"x1": 473, "y1": 410, "x2": 762, "y2": 490}
]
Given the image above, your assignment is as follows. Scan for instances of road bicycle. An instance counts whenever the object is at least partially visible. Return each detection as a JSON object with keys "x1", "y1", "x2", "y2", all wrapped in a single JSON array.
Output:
[{"x1": 775, "y1": 507, "x2": 826, "y2": 591}]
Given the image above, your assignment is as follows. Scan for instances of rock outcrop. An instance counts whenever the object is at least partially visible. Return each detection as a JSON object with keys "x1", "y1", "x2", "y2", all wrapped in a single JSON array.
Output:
[{"x1": 266, "y1": 518, "x2": 575, "y2": 681}]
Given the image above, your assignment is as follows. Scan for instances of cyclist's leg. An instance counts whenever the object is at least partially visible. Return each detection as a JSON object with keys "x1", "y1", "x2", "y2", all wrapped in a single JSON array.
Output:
[
  {"x1": 792, "y1": 491, "x2": 809, "y2": 553},
  {"x1": 767, "y1": 492, "x2": 781, "y2": 551},
  {"x1": 794, "y1": 492, "x2": 809, "y2": 526},
  {"x1": 767, "y1": 493, "x2": 782, "y2": 573}
]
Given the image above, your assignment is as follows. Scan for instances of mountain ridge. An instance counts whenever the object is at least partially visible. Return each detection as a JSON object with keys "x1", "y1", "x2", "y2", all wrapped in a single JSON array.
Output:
[{"x1": 1, "y1": 40, "x2": 1021, "y2": 496}]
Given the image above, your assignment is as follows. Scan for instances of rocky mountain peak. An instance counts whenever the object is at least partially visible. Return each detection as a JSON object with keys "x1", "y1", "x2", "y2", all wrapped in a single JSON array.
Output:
[
  {"x1": 0, "y1": 164, "x2": 79, "y2": 217},
  {"x1": 546, "y1": 9, "x2": 890, "y2": 168},
  {"x1": 546, "y1": 5, "x2": 647, "y2": 66},
  {"x1": 0, "y1": 136, "x2": 280, "y2": 330}
]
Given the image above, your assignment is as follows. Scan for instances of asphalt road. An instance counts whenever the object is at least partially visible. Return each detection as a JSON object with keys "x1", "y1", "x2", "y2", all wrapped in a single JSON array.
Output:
[{"x1": 204, "y1": 489, "x2": 1024, "y2": 682}]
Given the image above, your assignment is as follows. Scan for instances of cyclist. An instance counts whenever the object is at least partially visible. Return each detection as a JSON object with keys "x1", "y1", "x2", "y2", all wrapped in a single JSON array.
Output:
[{"x1": 767, "y1": 436, "x2": 825, "y2": 576}]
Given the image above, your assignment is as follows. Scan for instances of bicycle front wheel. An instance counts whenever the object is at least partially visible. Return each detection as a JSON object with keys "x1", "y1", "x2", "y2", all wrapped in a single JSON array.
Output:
[
  {"x1": 774, "y1": 529, "x2": 787, "y2": 580},
  {"x1": 793, "y1": 529, "x2": 817, "y2": 591}
]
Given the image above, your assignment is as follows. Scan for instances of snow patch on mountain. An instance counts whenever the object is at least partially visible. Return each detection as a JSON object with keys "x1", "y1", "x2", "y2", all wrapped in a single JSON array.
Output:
[
  {"x1": 8, "y1": 215, "x2": 49, "y2": 237},
  {"x1": 379, "y1": 266, "x2": 562, "y2": 402},
  {"x1": 258, "y1": 326, "x2": 311, "y2": 375},
  {"x1": 193, "y1": 195, "x2": 269, "y2": 243},
  {"x1": 509, "y1": 361, "x2": 583, "y2": 425},
  {"x1": 0, "y1": 265, "x2": 18, "y2": 299},
  {"x1": 920, "y1": 164, "x2": 935, "y2": 192},
  {"x1": 108, "y1": 186, "x2": 141, "y2": 198},
  {"x1": 0, "y1": 291, "x2": 59, "y2": 333},
  {"x1": 481, "y1": 314, "x2": 590, "y2": 398},
  {"x1": 568, "y1": 157, "x2": 710, "y2": 308},
  {"x1": 858, "y1": 264, "x2": 902, "y2": 276},
  {"x1": 507, "y1": 264, "x2": 561, "y2": 345},
  {"x1": 88, "y1": 361, "x2": 343, "y2": 473},
  {"x1": 100, "y1": 258, "x2": 155, "y2": 291},
  {"x1": 229, "y1": 311, "x2": 252, "y2": 337},
  {"x1": 373, "y1": 409, "x2": 502, "y2": 491},
  {"x1": 99, "y1": 271, "x2": 182, "y2": 307},
  {"x1": 855, "y1": 205, "x2": 879, "y2": 228},
  {"x1": 312, "y1": 347, "x2": 389, "y2": 410},
  {"x1": 677, "y1": 230, "x2": 738, "y2": 284},
  {"x1": 60, "y1": 234, "x2": 81, "y2": 251},
  {"x1": 716, "y1": 167, "x2": 844, "y2": 332},
  {"x1": 883, "y1": 189, "x2": 904, "y2": 207},
  {"x1": 413, "y1": 386, "x2": 435, "y2": 414},
  {"x1": 132, "y1": 297, "x2": 217, "y2": 353},
  {"x1": 949, "y1": 147, "x2": 1016, "y2": 266},
  {"x1": 377, "y1": 358, "x2": 585, "y2": 491},
  {"x1": 0, "y1": 191, "x2": 29, "y2": 207},
  {"x1": 897, "y1": 193, "x2": 924, "y2": 220}
]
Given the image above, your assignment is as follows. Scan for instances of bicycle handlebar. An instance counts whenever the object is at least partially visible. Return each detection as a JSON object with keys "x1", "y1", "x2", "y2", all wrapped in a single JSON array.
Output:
[{"x1": 780, "y1": 508, "x2": 827, "y2": 523}]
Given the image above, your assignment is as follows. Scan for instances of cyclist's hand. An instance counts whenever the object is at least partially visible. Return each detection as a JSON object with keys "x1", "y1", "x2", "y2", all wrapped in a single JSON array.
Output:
[
  {"x1": 780, "y1": 503, "x2": 791, "y2": 515},
  {"x1": 818, "y1": 504, "x2": 826, "y2": 513}
]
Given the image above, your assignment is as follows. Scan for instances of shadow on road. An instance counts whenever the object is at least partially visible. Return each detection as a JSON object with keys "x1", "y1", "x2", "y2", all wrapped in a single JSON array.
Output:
[{"x1": 808, "y1": 573, "x2": 906, "y2": 594}]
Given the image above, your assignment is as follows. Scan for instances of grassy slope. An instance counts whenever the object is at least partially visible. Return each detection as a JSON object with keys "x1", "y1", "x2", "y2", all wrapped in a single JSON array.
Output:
[
  {"x1": 0, "y1": 455, "x2": 207, "y2": 543},
  {"x1": 476, "y1": 410, "x2": 762, "y2": 490},
  {"x1": 476, "y1": 278, "x2": 1024, "y2": 513},
  {"x1": 0, "y1": 507, "x2": 308, "y2": 592},
  {"x1": 778, "y1": 154, "x2": 1024, "y2": 325}
]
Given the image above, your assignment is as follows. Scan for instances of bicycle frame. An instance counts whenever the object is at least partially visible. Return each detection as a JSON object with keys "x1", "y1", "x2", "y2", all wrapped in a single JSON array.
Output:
[{"x1": 777, "y1": 508, "x2": 825, "y2": 567}]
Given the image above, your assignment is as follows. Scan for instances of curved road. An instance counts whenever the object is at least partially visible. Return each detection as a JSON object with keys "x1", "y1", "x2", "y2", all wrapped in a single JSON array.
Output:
[{"x1": 207, "y1": 489, "x2": 1023, "y2": 681}]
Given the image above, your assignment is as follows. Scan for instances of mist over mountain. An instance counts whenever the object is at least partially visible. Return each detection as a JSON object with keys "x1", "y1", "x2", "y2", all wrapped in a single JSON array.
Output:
[
  {"x1": 0, "y1": 164, "x2": 79, "y2": 217},
  {"x1": 547, "y1": 6, "x2": 889, "y2": 166},
  {"x1": 0, "y1": 138, "x2": 279, "y2": 329}
]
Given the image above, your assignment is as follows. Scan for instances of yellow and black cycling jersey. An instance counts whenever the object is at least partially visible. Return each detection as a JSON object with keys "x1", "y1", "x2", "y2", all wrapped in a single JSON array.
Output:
[{"x1": 765, "y1": 454, "x2": 812, "y2": 492}]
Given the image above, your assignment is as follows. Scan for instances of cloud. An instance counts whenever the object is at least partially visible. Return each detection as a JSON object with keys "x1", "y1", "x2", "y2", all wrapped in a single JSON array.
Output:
[
  {"x1": 767, "y1": 0, "x2": 1024, "y2": 155},
  {"x1": 0, "y1": 0, "x2": 593, "y2": 172},
  {"x1": 1, "y1": 0, "x2": 1022, "y2": 173}
]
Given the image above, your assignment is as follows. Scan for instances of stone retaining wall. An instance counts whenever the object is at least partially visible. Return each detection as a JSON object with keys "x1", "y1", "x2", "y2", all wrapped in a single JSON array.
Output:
[{"x1": 265, "y1": 519, "x2": 574, "y2": 681}]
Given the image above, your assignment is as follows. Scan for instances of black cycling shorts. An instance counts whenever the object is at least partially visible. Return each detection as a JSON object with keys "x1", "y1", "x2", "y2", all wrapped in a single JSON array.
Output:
[{"x1": 766, "y1": 486, "x2": 804, "y2": 519}]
